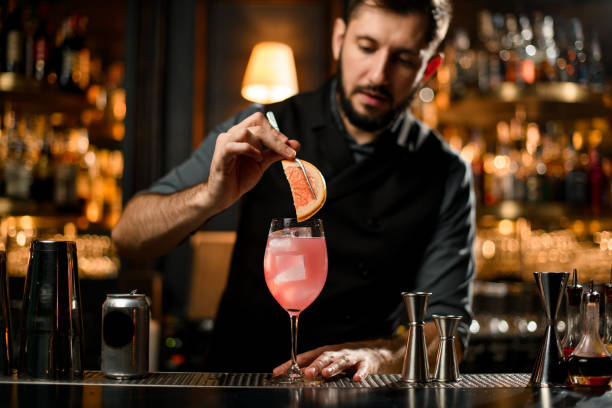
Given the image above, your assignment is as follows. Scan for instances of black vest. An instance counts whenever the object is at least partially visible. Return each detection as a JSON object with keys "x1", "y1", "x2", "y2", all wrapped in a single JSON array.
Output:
[{"x1": 206, "y1": 80, "x2": 453, "y2": 372}]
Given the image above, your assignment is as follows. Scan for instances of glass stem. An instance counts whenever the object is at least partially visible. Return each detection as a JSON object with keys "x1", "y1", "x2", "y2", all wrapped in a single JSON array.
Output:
[{"x1": 288, "y1": 313, "x2": 300, "y2": 377}]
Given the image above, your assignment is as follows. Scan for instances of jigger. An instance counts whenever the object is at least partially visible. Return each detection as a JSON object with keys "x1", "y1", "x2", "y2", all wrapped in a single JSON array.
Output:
[
  {"x1": 433, "y1": 314, "x2": 462, "y2": 382},
  {"x1": 529, "y1": 271, "x2": 569, "y2": 387},
  {"x1": 401, "y1": 292, "x2": 431, "y2": 383}
]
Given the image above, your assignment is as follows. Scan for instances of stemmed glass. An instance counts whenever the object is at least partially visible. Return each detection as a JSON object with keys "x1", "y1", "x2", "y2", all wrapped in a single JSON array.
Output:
[{"x1": 264, "y1": 218, "x2": 327, "y2": 384}]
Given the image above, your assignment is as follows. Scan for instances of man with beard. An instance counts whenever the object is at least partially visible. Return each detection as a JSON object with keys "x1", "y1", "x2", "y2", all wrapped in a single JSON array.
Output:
[{"x1": 112, "y1": 0, "x2": 474, "y2": 381}]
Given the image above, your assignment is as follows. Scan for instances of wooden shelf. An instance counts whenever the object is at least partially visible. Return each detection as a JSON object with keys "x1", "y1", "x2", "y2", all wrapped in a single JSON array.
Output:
[
  {"x1": 0, "y1": 73, "x2": 93, "y2": 118},
  {"x1": 477, "y1": 200, "x2": 612, "y2": 228},
  {"x1": 0, "y1": 197, "x2": 81, "y2": 219},
  {"x1": 439, "y1": 82, "x2": 612, "y2": 128}
]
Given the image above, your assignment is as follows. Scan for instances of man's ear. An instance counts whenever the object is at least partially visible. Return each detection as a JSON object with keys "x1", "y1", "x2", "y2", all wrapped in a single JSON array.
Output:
[
  {"x1": 332, "y1": 18, "x2": 346, "y2": 61},
  {"x1": 424, "y1": 54, "x2": 443, "y2": 80}
]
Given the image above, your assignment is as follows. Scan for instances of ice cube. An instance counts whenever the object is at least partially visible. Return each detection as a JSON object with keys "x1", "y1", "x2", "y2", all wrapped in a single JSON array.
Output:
[
  {"x1": 290, "y1": 227, "x2": 312, "y2": 238},
  {"x1": 268, "y1": 238, "x2": 292, "y2": 249},
  {"x1": 274, "y1": 254, "x2": 306, "y2": 283}
]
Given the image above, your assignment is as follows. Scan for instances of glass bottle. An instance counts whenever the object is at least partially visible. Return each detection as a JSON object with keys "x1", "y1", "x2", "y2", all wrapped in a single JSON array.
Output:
[
  {"x1": 33, "y1": 1, "x2": 51, "y2": 82},
  {"x1": 562, "y1": 268, "x2": 583, "y2": 358},
  {"x1": 567, "y1": 281, "x2": 612, "y2": 387},
  {"x1": 605, "y1": 269, "x2": 612, "y2": 354},
  {"x1": 4, "y1": 0, "x2": 24, "y2": 74},
  {"x1": 589, "y1": 30, "x2": 605, "y2": 93}
]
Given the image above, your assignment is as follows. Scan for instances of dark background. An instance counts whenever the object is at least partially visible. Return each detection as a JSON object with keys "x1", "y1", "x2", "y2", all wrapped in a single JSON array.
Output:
[{"x1": 49, "y1": 1, "x2": 612, "y2": 368}]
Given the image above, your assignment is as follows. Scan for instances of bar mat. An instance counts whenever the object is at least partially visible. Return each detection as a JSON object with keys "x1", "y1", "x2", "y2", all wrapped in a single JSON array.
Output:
[{"x1": 0, "y1": 371, "x2": 531, "y2": 388}]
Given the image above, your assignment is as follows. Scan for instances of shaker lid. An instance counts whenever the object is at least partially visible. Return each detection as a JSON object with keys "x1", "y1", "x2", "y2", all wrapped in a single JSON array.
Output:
[
  {"x1": 107, "y1": 293, "x2": 147, "y2": 298},
  {"x1": 107, "y1": 289, "x2": 148, "y2": 299}
]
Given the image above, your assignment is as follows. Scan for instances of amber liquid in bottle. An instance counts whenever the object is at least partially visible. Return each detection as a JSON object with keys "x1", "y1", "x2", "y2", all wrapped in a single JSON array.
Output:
[{"x1": 567, "y1": 355, "x2": 612, "y2": 386}]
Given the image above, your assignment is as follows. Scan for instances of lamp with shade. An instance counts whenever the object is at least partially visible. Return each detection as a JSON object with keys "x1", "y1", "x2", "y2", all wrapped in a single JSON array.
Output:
[{"x1": 241, "y1": 41, "x2": 299, "y2": 104}]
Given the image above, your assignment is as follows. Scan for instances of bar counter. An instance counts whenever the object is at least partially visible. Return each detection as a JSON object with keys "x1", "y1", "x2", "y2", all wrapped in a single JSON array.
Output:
[{"x1": 2, "y1": 372, "x2": 612, "y2": 407}]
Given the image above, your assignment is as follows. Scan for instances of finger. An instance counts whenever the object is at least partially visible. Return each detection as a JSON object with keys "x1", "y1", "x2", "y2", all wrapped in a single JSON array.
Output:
[
  {"x1": 227, "y1": 112, "x2": 295, "y2": 159},
  {"x1": 248, "y1": 123, "x2": 296, "y2": 160},
  {"x1": 272, "y1": 361, "x2": 291, "y2": 377},
  {"x1": 239, "y1": 126, "x2": 264, "y2": 146},
  {"x1": 222, "y1": 142, "x2": 263, "y2": 163},
  {"x1": 353, "y1": 361, "x2": 370, "y2": 382},
  {"x1": 321, "y1": 356, "x2": 353, "y2": 378},
  {"x1": 260, "y1": 139, "x2": 301, "y2": 170},
  {"x1": 304, "y1": 352, "x2": 339, "y2": 378},
  {"x1": 227, "y1": 111, "x2": 270, "y2": 133}
]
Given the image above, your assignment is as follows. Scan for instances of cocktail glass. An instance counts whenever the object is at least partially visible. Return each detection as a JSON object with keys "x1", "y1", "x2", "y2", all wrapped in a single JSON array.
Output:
[{"x1": 264, "y1": 218, "x2": 327, "y2": 384}]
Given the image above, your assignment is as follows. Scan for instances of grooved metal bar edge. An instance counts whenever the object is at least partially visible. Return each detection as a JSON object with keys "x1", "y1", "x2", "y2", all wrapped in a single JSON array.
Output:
[{"x1": 0, "y1": 372, "x2": 531, "y2": 389}]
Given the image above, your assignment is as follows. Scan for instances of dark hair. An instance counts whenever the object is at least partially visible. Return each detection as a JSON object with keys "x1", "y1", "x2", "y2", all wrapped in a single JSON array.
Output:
[{"x1": 343, "y1": 0, "x2": 452, "y2": 50}]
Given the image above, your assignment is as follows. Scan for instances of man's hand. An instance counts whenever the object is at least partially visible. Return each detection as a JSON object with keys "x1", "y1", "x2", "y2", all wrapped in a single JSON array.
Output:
[
  {"x1": 272, "y1": 322, "x2": 462, "y2": 382},
  {"x1": 272, "y1": 338, "x2": 404, "y2": 382},
  {"x1": 205, "y1": 111, "x2": 300, "y2": 214}
]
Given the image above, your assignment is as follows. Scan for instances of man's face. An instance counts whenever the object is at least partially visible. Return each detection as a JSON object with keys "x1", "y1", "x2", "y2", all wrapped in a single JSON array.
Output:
[{"x1": 333, "y1": 4, "x2": 433, "y2": 131}]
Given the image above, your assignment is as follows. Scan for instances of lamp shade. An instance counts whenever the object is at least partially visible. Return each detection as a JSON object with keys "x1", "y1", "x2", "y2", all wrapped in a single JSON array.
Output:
[{"x1": 241, "y1": 42, "x2": 299, "y2": 104}]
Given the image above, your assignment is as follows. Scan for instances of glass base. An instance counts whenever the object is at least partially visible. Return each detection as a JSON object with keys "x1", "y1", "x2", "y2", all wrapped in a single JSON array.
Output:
[{"x1": 264, "y1": 373, "x2": 324, "y2": 386}]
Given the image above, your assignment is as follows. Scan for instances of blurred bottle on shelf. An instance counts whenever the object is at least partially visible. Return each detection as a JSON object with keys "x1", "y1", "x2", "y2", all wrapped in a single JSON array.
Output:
[
  {"x1": 3, "y1": 0, "x2": 24, "y2": 74},
  {"x1": 533, "y1": 13, "x2": 558, "y2": 82},
  {"x1": 565, "y1": 129, "x2": 589, "y2": 206},
  {"x1": 450, "y1": 27, "x2": 474, "y2": 99},
  {"x1": 570, "y1": 18, "x2": 588, "y2": 86},
  {"x1": 447, "y1": 11, "x2": 606, "y2": 98},
  {"x1": 588, "y1": 30, "x2": 605, "y2": 93},
  {"x1": 517, "y1": 14, "x2": 537, "y2": 85},
  {"x1": 3, "y1": 103, "x2": 32, "y2": 199},
  {"x1": 33, "y1": 1, "x2": 51, "y2": 82},
  {"x1": 30, "y1": 115, "x2": 53, "y2": 201},
  {"x1": 58, "y1": 13, "x2": 89, "y2": 92}
]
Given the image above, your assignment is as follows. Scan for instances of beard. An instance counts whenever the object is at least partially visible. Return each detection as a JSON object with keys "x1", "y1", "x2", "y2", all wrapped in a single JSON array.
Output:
[{"x1": 337, "y1": 54, "x2": 420, "y2": 132}]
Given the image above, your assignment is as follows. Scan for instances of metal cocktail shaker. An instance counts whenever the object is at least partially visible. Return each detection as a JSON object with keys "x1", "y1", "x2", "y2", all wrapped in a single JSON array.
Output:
[
  {"x1": 18, "y1": 240, "x2": 84, "y2": 379},
  {"x1": 0, "y1": 250, "x2": 12, "y2": 375},
  {"x1": 101, "y1": 291, "x2": 150, "y2": 378},
  {"x1": 401, "y1": 292, "x2": 431, "y2": 383}
]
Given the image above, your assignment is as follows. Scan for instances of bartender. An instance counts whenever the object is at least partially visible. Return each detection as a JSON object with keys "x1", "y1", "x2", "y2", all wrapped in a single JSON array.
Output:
[{"x1": 112, "y1": 0, "x2": 474, "y2": 381}]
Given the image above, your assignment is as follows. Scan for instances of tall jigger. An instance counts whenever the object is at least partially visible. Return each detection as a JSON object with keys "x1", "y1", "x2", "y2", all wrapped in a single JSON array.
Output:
[
  {"x1": 529, "y1": 271, "x2": 569, "y2": 386},
  {"x1": 401, "y1": 292, "x2": 431, "y2": 383}
]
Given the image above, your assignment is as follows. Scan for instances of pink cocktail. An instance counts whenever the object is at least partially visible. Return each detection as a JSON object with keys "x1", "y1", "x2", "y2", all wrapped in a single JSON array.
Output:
[
  {"x1": 263, "y1": 218, "x2": 327, "y2": 384},
  {"x1": 264, "y1": 235, "x2": 327, "y2": 314}
]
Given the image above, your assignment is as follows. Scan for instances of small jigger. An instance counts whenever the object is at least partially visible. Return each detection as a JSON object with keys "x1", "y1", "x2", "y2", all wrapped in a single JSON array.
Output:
[
  {"x1": 433, "y1": 315, "x2": 462, "y2": 382},
  {"x1": 529, "y1": 271, "x2": 569, "y2": 387},
  {"x1": 401, "y1": 292, "x2": 431, "y2": 383}
]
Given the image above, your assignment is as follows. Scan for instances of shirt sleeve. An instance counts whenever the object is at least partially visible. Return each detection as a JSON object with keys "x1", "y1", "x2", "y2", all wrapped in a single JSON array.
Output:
[
  {"x1": 145, "y1": 104, "x2": 264, "y2": 195},
  {"x1": 413, "y1": 150, "x2": 476, "y2": 351}
]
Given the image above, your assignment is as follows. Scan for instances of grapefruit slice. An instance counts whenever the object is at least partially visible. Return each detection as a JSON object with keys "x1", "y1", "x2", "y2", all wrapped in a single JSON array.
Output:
[{"x1": 281, "y1": 159, "x2": 326, "y2": 222}]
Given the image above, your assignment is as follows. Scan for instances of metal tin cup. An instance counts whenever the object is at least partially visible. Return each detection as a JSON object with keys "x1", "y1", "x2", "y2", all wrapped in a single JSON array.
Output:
[
  {"x1": 101, "y1": 291, "x2": 150, "y2": 378},
  {"x1": 18, "y1": 240, "x2": 84, "y2": 379}
]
